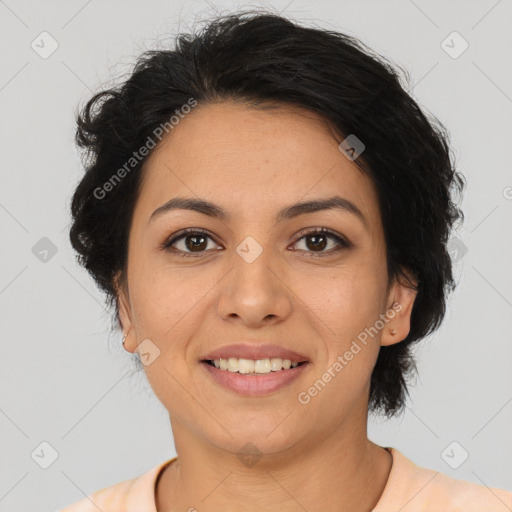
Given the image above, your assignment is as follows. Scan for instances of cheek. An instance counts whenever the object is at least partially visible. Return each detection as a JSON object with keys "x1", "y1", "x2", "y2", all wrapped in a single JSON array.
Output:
[
  {"x1": 128, "y1": 260, "x2": 219, "y2": 346},
  {"x1": 299, "y1": 274, "x2": 383, "y2": 412},
  {"x1": 298, "y1": 265, "x2": 385, "y2": 338}
]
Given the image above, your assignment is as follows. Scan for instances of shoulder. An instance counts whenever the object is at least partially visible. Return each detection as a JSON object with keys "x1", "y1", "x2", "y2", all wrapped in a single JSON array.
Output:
[
  {"x1": 424, "y1": 469, "x2": 512, "y2": 510},
  {"x1": 58, "y1": 478, "x2": 137, "y2": 512},
  {"x1": 374, "y1": 447, "x2": 512, "y2": 512},
  {"x1": 57, "y1": 458, "x2": 175, "y2": 512}
]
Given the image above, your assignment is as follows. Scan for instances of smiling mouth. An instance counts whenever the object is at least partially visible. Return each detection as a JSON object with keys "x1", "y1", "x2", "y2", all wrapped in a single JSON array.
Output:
[{"x1": 202, "y1": 358, "x2": 308, "y2": 374}]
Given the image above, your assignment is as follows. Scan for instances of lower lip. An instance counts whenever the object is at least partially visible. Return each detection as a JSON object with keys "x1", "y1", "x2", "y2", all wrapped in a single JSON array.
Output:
[{"x1": 200, "y1": 361, "x2": 310, "y2": 396}]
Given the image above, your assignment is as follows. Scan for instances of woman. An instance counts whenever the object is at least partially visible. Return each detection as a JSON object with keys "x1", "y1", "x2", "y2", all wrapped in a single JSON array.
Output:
[{"x1": 60, "y1": 10, "x2": 512, "y2": 512}]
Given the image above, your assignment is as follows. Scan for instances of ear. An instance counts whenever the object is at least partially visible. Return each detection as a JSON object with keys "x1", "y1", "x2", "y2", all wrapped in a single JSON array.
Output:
[
  {"x1": 113, "y1": 270, "x2": 134, "y2": 350},
  {"x1": 381, "y1": 268, "x2": 418, "y2": 347}
]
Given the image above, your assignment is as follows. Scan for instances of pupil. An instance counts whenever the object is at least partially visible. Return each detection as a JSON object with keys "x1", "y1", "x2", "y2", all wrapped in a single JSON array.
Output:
[
  {"x1": 185, "y1": 234, "x2": 327, "y2": 252},
  {"x1": 306, "y1": 234, "x2": 327, "y2": 251},
  {"x1": 186, "y1": 235, "x2": 207, "y2": 252}
]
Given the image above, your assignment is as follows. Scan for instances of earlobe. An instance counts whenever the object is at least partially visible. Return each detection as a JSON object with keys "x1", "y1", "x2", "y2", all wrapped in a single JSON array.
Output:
[{"x1": 381, "y1": 271, "x2": 418, "y2": 347}]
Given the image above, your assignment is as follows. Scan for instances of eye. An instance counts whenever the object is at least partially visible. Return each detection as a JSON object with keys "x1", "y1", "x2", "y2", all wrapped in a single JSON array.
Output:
[
  {"x1": 161, "y1": 228, "x2": 221, "y2": 258},
  {"x1": 161, "y1": 227, "x2": 351, "y2": 258},
  {"x1": 291, "y1": 227, "x2": 350, "y2": 256}
]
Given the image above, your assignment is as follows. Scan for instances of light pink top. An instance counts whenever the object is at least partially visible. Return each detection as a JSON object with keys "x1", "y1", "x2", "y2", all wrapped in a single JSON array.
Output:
[{"x1": 59, "y1": 447, "x2": 512, "y2": 511}]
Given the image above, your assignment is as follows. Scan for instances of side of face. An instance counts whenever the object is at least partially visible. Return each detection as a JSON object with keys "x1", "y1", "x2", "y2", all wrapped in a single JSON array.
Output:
[{"x1": 115, "y1": 101, "x2": 417, "y2": 455}]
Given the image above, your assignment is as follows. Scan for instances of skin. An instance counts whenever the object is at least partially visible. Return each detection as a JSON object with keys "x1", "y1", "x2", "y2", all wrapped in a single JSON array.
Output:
[{"x1": 116, "y1": 101, "x2": 418, "y2": 511}]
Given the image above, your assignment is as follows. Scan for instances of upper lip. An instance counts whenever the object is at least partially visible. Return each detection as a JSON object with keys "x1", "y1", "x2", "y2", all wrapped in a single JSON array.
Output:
[{"x1": 201, "y1": 343, "x2": 309, "y2": 363}]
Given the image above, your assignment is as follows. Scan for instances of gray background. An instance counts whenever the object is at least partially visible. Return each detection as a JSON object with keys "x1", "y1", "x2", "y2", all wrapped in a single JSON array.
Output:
[{"x1": 1, "y1": 0, "x2": 511, "y2": 510}]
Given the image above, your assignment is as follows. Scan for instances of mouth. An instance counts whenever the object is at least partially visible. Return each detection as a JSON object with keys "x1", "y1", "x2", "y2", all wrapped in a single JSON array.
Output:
[
  {"x1": 200, "y1": 357, "x2": 310, "y2": 396},
  {"x1": 201, "y1": 358, "x2": 309, "y2": 374},
  {"x1": 198, "y1": 343, "x2": 310, "y2": 395}
]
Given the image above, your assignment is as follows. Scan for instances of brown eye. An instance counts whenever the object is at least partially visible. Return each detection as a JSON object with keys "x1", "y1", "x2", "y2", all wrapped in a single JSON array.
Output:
[
  {"x1": 162, "y1": 229, "x2": 220, "y2": 257},
  {"x1": 292, "y1": 228, "x2": 350, "y2": 256},
  {"x1": 161, "y1": 227, "x2": 350, "y2": 258}
]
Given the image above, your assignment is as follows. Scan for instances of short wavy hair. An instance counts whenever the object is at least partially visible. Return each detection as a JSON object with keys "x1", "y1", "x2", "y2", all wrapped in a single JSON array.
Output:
[{"x1": 69, "y1": 10, "x2": 465, "y2": 418}]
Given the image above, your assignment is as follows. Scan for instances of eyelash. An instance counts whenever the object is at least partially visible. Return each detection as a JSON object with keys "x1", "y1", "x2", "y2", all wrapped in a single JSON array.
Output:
[{"x1": 160, "y1": 227, "x2": 351, "y2": 258}]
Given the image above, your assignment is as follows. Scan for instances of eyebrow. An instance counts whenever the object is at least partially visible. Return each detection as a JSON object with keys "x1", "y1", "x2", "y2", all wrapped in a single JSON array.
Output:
[{"x1": 148, "y1": 195, "x2": 369, "y2": 230}]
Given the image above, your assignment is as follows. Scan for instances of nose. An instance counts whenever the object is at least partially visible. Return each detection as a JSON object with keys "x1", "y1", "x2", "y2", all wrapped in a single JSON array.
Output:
[{"x1": 216, "y1": 246, "x2": 292, "y2": 328}]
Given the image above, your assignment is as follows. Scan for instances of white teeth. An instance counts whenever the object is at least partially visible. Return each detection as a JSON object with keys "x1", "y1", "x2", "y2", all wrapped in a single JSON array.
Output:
[
  {"x1": 238, "y1": 358, "x2": 255, "y2": 374},
  {"x1": 270, "y1": 358, "x2": 282, "y2": 371},
  {"x1": 254, "y1": 359, "x2": 271, "y2": 373},
  {"x1": 228, "y1": 357, "x2": 238, "y2": 372},
  {"x1": 211, "y1": 357, "x2": 302, "y2": 373}
]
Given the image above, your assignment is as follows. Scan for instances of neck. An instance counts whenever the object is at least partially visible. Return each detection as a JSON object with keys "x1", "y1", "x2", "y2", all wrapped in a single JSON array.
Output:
[{"x1": 156, "y1": 415, "x2": 392, "y2": 511}]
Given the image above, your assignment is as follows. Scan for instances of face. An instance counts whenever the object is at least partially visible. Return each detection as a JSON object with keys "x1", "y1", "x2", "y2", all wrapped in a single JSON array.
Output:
[{"x1": 117, "y1": 101, "x2": 416, "y2": 457}]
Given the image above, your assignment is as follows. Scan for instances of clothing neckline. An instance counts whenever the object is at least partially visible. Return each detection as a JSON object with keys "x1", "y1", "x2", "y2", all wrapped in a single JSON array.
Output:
[
  {"x1": 152, "y1": 456, "x2": 177, "y2": 509},
  {"x1": 151, "y1": 447, "x2": 397, "y2": 511}
]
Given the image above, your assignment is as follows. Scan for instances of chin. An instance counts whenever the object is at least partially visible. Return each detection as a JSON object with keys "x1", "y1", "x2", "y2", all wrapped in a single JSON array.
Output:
[{"x1": 207, "y1": 423, "x2": 305, "y2": 459}]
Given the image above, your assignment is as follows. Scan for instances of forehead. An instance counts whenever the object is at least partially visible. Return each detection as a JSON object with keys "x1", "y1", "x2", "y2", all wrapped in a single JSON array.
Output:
[{"x1": 135, "y1": 101, "x2": 381, "y2": 233}]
